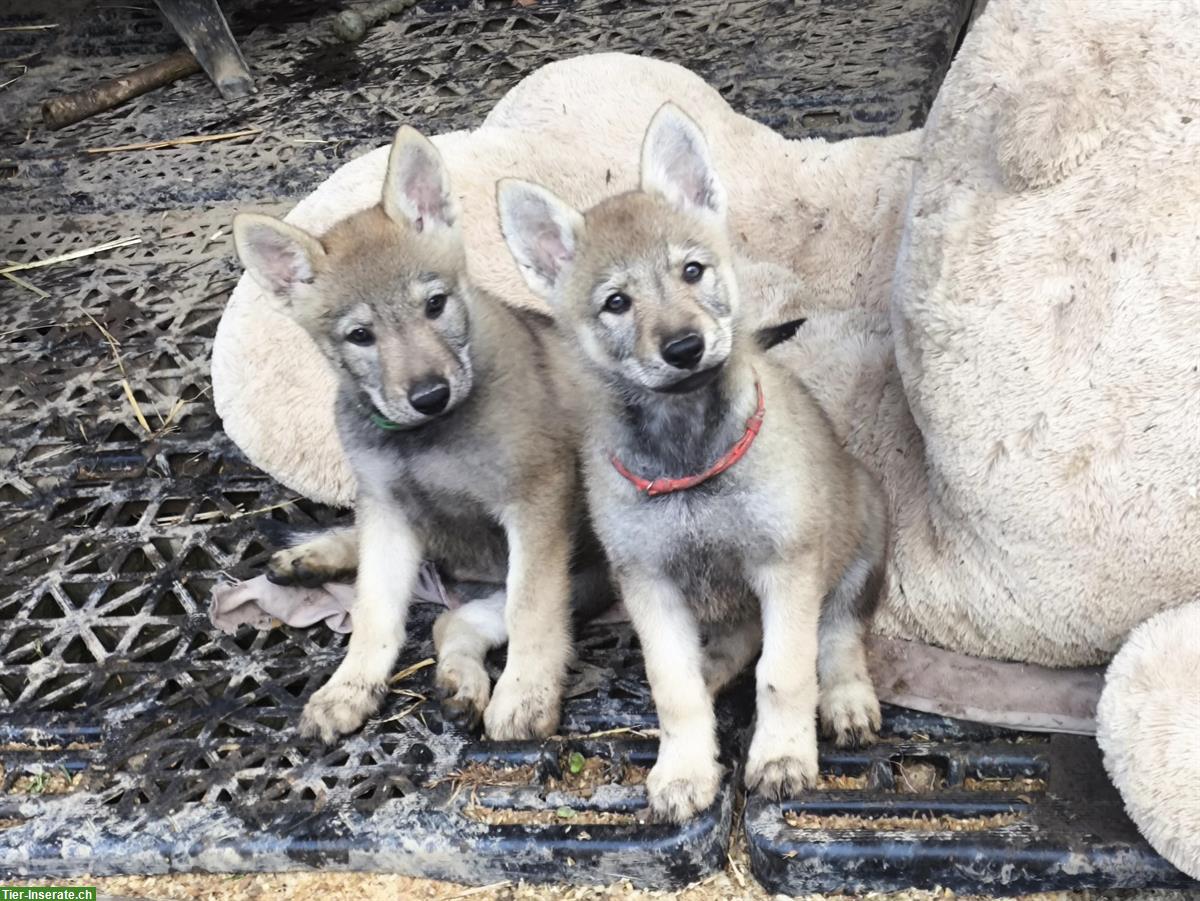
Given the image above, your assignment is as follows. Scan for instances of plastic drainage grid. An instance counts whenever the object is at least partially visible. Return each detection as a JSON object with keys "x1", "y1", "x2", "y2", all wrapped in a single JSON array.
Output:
[
  {"x1": 745, "y1": 712, "x2": 1197, "y2": 896},
  {"x1": 1, "y1": 0, "x2": 1192, "y2": 894},
  {"x1": 0, "y1": 599, "x2": 753, "y2": 886}
]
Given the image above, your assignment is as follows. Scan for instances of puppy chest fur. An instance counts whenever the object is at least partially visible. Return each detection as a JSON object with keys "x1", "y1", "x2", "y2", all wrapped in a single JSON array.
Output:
[{"x1": 663, "y1": 539, "x2": 759, "y2": 624}]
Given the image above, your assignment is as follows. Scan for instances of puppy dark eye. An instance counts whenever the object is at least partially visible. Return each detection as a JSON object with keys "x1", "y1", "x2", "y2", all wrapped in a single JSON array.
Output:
[
  {"x1": 682, "y1": 261, "x2": 705, "y2": 283},
  {"x1": 426, "y1": 293, "x2": 447, "y2": 319},
  {"x1": 345, "y1": 327, "x2": 374, "y2": 346},
  {"x1": 603, "y1": 292, "x2": 632, "y2": 315}
]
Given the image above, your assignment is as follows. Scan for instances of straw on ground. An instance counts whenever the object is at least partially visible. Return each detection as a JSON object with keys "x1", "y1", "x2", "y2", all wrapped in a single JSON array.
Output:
[
  {"x1": 0, "y1": 236, "x2": 142, "y2": 275},
  {"x1": 155, "y1": 499, "x2": 296, "y2": 528},
  {"x1": 85, "y1": 126, "x2": 262, "y2": 154}
]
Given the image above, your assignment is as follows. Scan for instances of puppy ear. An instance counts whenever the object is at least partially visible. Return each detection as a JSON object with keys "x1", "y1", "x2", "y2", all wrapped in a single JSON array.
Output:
[
  {"x1": 383, "y1": 126, "x2": 459, "y2": 233},
  {"x1": 233, "y1": 213, "x2": 326, "y2": 298},
  {"x1": 640, "y1": 102, "x2": 726, "y2": 220},
  {"x1": 496, "y1": 178, "x2": 584, "y2": 301}
]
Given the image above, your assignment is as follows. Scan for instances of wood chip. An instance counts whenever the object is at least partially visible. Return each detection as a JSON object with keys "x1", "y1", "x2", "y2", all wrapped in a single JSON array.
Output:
[
  {"x1": 815, "y1": 772, "x2": 870, "y2": 790},
  {"x1": 963, "y1": 776, "x2": 1047, "y2": 793},
  {"x1": 462, "y1": 805, "x2": 641, "y2": 826}
]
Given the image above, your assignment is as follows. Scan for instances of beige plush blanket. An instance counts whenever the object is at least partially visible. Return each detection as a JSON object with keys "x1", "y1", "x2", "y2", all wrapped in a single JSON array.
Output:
[
  {"x1": 884, "y1": 0, "x2": 1200, "y2": 665},
  {"x1": 213, "y1": 0, "x2": 1200, "y2": 669}
]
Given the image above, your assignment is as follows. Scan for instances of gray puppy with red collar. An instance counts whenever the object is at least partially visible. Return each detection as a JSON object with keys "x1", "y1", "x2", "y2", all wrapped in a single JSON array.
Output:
[{"x1": 497, "y1": 103, "x2": 888, "y2": 823}]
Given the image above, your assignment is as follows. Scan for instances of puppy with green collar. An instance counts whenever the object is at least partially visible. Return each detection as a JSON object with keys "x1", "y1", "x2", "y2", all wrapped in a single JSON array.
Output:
[{"x1": 233, "y1": 126, "x2": 609, "y2": 744}]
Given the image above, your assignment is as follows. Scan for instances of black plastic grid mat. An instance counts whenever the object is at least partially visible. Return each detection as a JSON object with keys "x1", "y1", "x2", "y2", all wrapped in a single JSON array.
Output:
[
  {"x1": 0, "y1": 598, "x2": 753, "y2": 886},
  {"x1": 4, "y1": 0, "x2": 1190, "y2": 894},
  {"x1": 746, "y1": 712, "x2": 1196, "y2": 896}
]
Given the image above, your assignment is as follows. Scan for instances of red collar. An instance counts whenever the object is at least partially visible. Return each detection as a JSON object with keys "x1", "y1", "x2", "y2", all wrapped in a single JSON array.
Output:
[{"x1": 610, "y1": 379, "x2": 765, "y2": 497}]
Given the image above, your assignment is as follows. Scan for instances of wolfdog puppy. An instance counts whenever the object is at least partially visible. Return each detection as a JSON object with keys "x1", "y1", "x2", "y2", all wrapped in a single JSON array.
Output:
[
  {"x1": 496, "y1": 103, "x2": 888, "y2": 822},
  {"x1": 232, "y1": 126, "x2": 607, "y2": 743}
]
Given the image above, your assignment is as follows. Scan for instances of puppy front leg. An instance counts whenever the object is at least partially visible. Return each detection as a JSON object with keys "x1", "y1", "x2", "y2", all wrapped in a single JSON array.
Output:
[
  {"x1": 299, "y1": 495, "x2": 420, "y2": 743},
  {"x1": 483, "y1": 487, "x2": 573, "y2": 740},
  {"x1": 746, "y1": 551, "x2": 823, "y2": 798},
  {"x1": 624, "y1": 570, "x2": 721, "y2": 823}
]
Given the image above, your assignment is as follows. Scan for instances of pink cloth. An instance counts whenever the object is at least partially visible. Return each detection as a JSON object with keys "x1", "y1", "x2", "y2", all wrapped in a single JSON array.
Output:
[
  {"x1": 209, "y1": 561, "x2": 451, "y2": 635},
  {"x1": 868, "y1": 636, "x2": 1104, "y2": 736}
]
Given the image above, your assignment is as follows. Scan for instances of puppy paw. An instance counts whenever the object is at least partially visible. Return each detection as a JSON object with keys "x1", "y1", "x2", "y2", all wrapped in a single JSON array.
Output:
[
  {"x1": 745, "y1": 730, "x2": 819, "y2": 800},
  {"x1": 435, "y1": 655, "x2": 491, "y2": 730},
  {"x1": 819, "y1": 679, "x2": 882, "y2": 747},
  {"x1": 483, "y1": 669, "x2": 561, "y2": 741},
  {"x1": 646, "y1": 746, "x2": 722, "y2": 823},
  {"x1": 267, "y1": 543, "x2": 354, "y2": 588},
  {"x1": 746, "y1": 754, "x2": 818, "y2": 800},
  {"x1": 299, "y1": 678, "x2": 386, "y2": 743}
]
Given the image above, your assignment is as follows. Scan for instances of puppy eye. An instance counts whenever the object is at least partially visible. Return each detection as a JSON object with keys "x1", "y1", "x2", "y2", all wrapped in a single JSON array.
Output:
[
  {"x1": 682, "y1": 261, "x2": 705, "y2": 283},
  {"x1": 426, "y1": 293, "x2": 448, "y2": 319},
  {"x1": 603, "y1": 292, "x2": 632, "y2": 315},
  {"x1": 345, "y1": 327, "x2": 375, "y2": 346}
]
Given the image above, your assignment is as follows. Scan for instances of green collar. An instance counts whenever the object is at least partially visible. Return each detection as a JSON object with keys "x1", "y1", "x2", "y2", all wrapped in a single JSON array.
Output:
[{"x1": 369, "y1": 411, "x2": 405, "y2": 431}]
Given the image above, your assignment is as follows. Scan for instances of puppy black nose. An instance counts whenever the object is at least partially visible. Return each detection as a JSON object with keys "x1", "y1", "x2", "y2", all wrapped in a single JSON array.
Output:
[
  {"x1": 408, "y1": 377, "x2": 450, "y2": 415},
  {"x1": 661, "y1": 333, "x2": 705, "y2": 370}
]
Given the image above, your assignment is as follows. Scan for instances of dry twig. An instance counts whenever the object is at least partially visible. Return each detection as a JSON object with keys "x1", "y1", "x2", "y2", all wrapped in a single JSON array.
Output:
[
  {"x1": 389, "y1": 657, "x2": 435, "y2": 684},
  {"x1": 0, "y1": 64, "x2": 27, "y2": 91},
  {"x1": 84, "y1": 311, "x2": 151, "y2": 433},
  {"x1": 1, "y1": 270, "x2": 48, "y2": 297},
  {"x1": 85, "y1": 126, "x2": 261, "y2": 154},
  {"x1": 153, "y1": 385, "x2": 211, "y2": 438},
  {"x1": 154, "y1": 499, "x2": 295, "y2": 528},
  {"x1": 42, "y1": 48, "x2": 199, "y2": 129},
  {"x1": 563, "y1": 726, "x2": 658, "y2": 740},
  {"x1": 0, "y1": 236, "x2": 141, "y2": 275}
]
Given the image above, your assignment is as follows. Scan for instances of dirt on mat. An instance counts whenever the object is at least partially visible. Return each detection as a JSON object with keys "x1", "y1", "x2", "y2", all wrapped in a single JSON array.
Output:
[
  {"x1": 815, "y1": 772, "x2": 870, "y2": 790},
  {"x1": 462, "y1": 805, "x2": 644, "y2": 826},
  {"x1": 3, "y1": 757, "x2": 1179, "y2": 900},
  {"x1": 30, "y1": 856, "x2": 1194, "y2": 901},
  {"x1": 452, "y1": 754, "x2": 651, "y2": 826},
  {"x1": 547, "y1": 754, "x2": 649, "y2": 794},
  {"x1": 4, "y1": 766, "x2": 89, "y2": 796},
  {"x1": 7, "y1": 781, "x2": 1188, "y2": 901},
  {"x1": 784, "y1": 811, "x2": 1023, "y2": 832},
  {"x1": 963, "y1": 776, "x2": 1047, "y2": 793}
]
